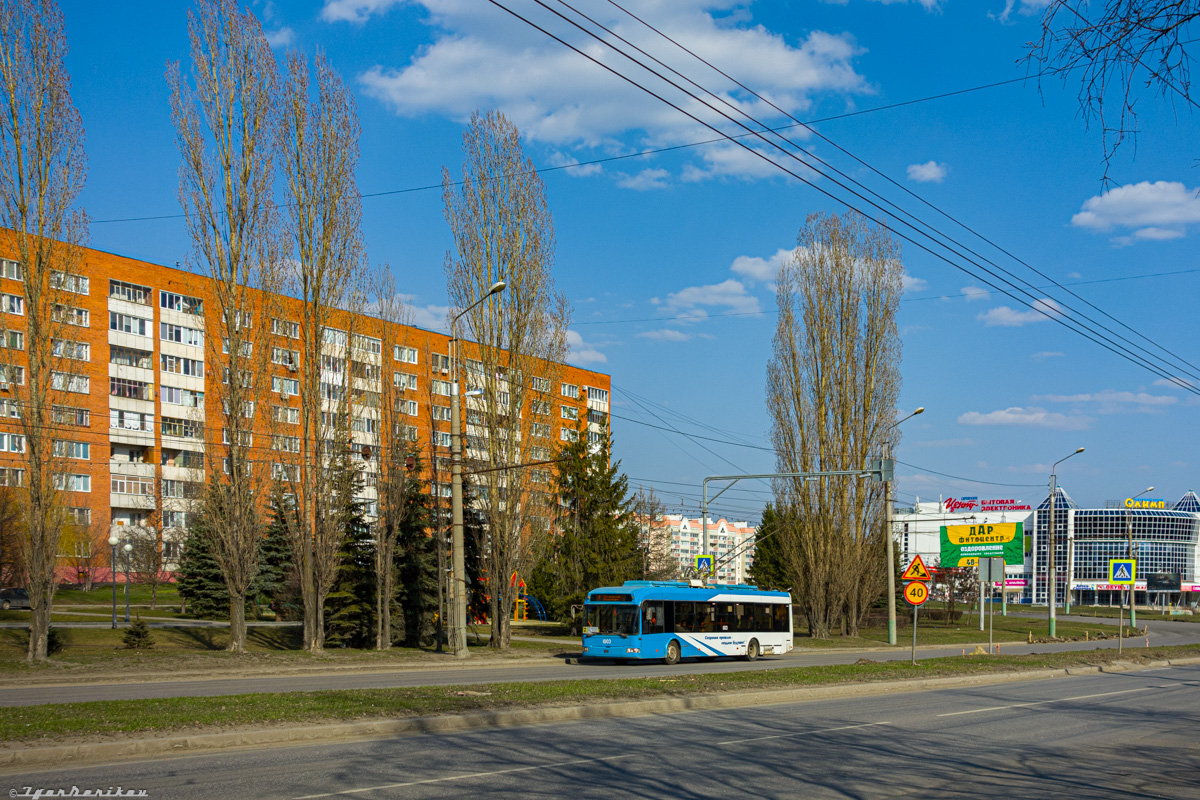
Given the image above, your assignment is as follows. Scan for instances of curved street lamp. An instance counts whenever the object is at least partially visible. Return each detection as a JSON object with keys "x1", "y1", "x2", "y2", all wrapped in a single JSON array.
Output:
[
  {"x1": 1046, "y1": 447, "x2": 1084, "y2": 638},
  {"x1": 1125, "y1": 486, "x2": 1154, "y2": 628},
  {"x1": 123, "y1": 541, "x2": 133, "y2": 623},
  {"x1": 108, "y1": 534, "x2": 120, "y2": 629},
  {"x1": 884, "y1": 406, "x2": 924, "y2": 646}
]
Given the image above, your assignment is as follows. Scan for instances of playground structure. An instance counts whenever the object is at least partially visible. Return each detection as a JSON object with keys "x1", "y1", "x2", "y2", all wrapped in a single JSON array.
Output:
[{"x1": 510, "y1": 572, "x2": 547, "y2": 621}]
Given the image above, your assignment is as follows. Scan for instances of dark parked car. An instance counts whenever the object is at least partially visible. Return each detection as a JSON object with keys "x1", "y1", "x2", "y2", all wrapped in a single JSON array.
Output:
[{"x1": 0, "y1": 588, "x2": 30, "y2": 610}]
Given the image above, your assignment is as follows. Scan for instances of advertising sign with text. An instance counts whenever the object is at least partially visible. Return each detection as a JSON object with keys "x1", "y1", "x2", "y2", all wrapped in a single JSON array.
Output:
[{"x1": 940, "y1": 522, "x2": 1024, "y2": 567}]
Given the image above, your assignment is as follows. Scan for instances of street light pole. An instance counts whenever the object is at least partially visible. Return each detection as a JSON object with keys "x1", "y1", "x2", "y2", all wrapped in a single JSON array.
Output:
[
  {"x1": 450, "y1": 279, "x2": 506, "y2": 659},
  {"x1": 1047, "y1": 447, "x2": 1084, "y2": 638},
  {"x1": 108, "y1": 534, "x2": 120, "y2": 629},
  {"x1": 123, "y1": 542, "x2": 132, "y2": 623},
  {"x1": 1126, "y1": 486, "x2": 1153, "y2": 629},
  {"x1": 885, "y1": 406, "x2": 923, "y2": 646}
]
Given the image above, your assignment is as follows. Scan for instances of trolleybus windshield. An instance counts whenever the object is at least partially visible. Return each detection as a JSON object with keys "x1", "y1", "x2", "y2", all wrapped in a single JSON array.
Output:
[{"x1": 584, "y1": 604, "x2": 638, "y2": 636}]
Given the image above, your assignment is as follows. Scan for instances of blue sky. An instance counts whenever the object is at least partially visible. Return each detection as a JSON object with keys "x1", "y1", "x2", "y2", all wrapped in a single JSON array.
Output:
[{"x1": 65, "y1": 1, "x2": 1199, "y2": 519}]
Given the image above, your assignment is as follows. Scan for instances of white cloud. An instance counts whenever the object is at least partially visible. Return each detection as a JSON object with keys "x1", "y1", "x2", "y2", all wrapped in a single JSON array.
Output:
[
  {"x1": 1066, "y1": 272, "x2": 1082, "y2": 279},
  {"x1": 663, "y1": 278, "x2": 761, "y2": 318},
  {"x1": 1153, "y1": 377, "x2": 1197, "y2": 391},
  {"x1": 992, "y1": 0, "x2": 1050, "y2": 24},
  {"x1": 902, "y1": 272, "x2": 927, "y2": 293},
  {"x1": 977, "y1": 298, "x2": 1062, "y2": 327},
  {"x1": 356, "y1": 2, "x2": 867, "y2": 180},
  {"x1": 545, "y1": 151, "x2": 603, "y2": 178},
  {"x1": 616, "y1": 168, "x2": 670, "y2": 191},
  {"x1": 1032, "y1": 389, "x2": 1178, "y2": 414},
  {"x1": 906, "y1": 160, "x2": 947, "y2": 183},
  {"x1": 1071, "y1": 180, "x2": 1200, "y2": 244},
  {"x1": 730, "y1": 248, "x2": 791, "y2": 286},
  {"x1": 1030, "y1": 351, "x2": 1063, "y2": 360},
  {"x1": 265, "y1": 27, "x2": 294, "y2": 47},
  {"x1": 637, "y1": 328, "x2": 692, "y2": 342},
  {"x1": 408, "y1": 303, "x2": 450, "y2": 332},
  {"x1": 958, "y1": 406, "x2": 1093, "y2": 430},
  {"x1": 320, "y1": 0, "x2": 402, "y2": 23},
  {"x1": 566, "y1": 329, "x2": 607, "y2": 365},
  {"x1": 961, "y1": 286, "x2": 989, "y2": 302},
  {"x1": 911, "y1": 437, "x2": 976, "y2": 448}
]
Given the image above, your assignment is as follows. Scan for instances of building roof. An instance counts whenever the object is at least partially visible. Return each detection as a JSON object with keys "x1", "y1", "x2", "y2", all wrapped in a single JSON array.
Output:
[{"x1": 1174, "y1": 491, "x2": 1200, "y2": 513}]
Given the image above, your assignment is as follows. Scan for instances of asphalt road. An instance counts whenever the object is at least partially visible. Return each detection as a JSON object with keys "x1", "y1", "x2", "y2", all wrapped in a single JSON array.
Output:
[
  {"x1": 5, "y1": 663, "x2": 1199, "y2": 798},
  {"x1": 3, "y1": 616, "x2": 1199, "y2": 707}
]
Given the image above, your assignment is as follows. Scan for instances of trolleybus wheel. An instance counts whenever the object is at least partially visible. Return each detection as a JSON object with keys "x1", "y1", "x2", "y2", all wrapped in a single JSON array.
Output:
[
  {"x1": 744, "y1": 638, "x2": 759, "y2": 662},
  {"x1": 663, "y1": 640, "x2": 681, "y2": 666}
]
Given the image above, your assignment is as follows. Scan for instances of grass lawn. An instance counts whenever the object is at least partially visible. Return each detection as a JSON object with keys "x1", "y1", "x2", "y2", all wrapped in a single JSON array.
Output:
[
  {"x1": 2, "y1": 644, "x2": 1196, "y2": 744},
  {"x1": 1064, "y1": 605, "x2": 1198, "y2": 623},
  {"x1": 54, "y1": 585, "x2": 183, "y2": 608},
  {"x1": 794, "y1": 612, "x2": 1124, "y2": 648}
]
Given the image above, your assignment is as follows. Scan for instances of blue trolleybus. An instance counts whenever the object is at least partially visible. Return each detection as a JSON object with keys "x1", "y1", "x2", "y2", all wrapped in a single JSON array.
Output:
[{"x1": 581, "y1": 581, "x2": 792, "y2": 664}]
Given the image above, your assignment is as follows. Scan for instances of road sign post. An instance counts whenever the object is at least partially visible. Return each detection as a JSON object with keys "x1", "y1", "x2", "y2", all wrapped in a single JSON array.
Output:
[
  {"x1": 980, "y1": 557, "x2": 1004, "y2": 655},
  {"x1": 903, "y1": 575, "x2": 930, "y2": 666},
  {"x1": 1110, "y1": 559, "x2": 1136, "y2": 654}
]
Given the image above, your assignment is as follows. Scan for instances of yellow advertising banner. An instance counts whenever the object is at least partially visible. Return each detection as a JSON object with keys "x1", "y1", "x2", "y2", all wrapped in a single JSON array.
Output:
[{"x1": 940, "y1": 522, "x2": 1024, "y2": 567}]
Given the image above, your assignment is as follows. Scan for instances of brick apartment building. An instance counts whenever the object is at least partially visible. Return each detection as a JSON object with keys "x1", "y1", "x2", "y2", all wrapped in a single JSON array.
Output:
[{"x1": 0, "y1": 240, "x2": 611, "y2": 571}]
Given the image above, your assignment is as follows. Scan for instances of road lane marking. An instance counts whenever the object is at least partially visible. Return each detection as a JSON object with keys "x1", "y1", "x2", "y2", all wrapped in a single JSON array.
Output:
[
  {"x1": 292, "y1": 754, "x2": 638, "y2": 798},
  {"x1": 937, "y1": 686, "x2": 1157, "y2": 717},
  {"x1": 717, "y1": 720, "x2": 892, "y2": 745}
]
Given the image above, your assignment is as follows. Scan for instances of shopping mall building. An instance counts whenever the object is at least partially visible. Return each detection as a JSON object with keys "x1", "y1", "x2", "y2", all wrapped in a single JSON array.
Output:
[{"x1": 893, "y1": 490, "x2": 1200, "y2": 605}]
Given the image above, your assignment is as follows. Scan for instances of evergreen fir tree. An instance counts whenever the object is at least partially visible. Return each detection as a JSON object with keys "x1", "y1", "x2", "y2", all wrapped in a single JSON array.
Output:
[
  {"x1": 255, "y1": 500, "x2": 298, "y2": 620},
  {"x1": 176, "y1": 523, "x2": 229, "y2": 619},
  {"x1": 748, "y1": 504, "x2": 789, "y2": 591},
  {"x1": 323, "y1": 487, "x2": 376, "y2": 649},
  {"x1": 394, "y1": 479, "x2": 435, "y2": 647},
  {"x1": 122, "y1": 616, "x2": 155, "y2": 650}
]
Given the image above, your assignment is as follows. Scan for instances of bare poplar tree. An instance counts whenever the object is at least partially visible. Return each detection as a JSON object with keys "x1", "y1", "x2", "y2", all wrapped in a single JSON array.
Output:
[
  {"x1": 275, "y1": 48, "x2": 366, "y2": 652},
  {"x1": 422, "y1": 354, "x2": 451, "y2": 651},
  {"x1": 1028, "y1": 2, "x2": 1198, "y2": 177},
  {"x1": 766, "y1": 212, "x2": 902, "y2": 639},
  {"x1": 0, "y1": 0, "x2": 87, "y2": 661},
  {"x1": 442, "y1": 109, "x2": 570, "y2": 650},
  {"x1": 632, "y1": 487, "x2": 675, "y2": 580},
  {"x1": 167, "y1": 0, "x2": 281, "y2": 653}
]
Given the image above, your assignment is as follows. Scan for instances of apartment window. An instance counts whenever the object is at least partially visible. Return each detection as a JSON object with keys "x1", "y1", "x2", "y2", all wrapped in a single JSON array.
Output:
[
  {"x1": 431, "y1": 404, "x2": 452, "y2": 422},
  {"x1": 271, "y1": 318, "x2": 300, "y2": 338},
  {"x1": 161, "y1": 354, "x2": 204, "y2": 377},
  {"x1": 394, "y1": 345, "x2": 418, "y2": 364},
  {"x1": 0, "y1": 365, "x2": 23, "y2": 386},
  {"x1": 160, "y1": 290, "x2": 203, "y2": 315},
  {"x1": 68, "y1": 507, "x2": 92, "y2": 525},
  {"x1": 161, "y1": 449, "x2": 203, "y2": 469},
  {"x1": 435, "y1": 431, "x2": 451, "y2": 448},
  {"x1": 222, "y1": 428, "x2": 253, "y2": 446},
  {"x1": 531, "y1": 399, "x2": 550, "y2": 415},
  {"x1": 110, "y1": 312, "x2": 151, "y2": 336},
  {"x1": 393, "y1": 372, "x2": 417, "y2": 391},
  {"x1": 1, "y1": 330, "x2": 22, "y2": 350},
  {"x1": 1, "y1": 260, "x2": 21, "y2": 281},
  {"x1": 353, "y1": 362, "x2": 380, "y2": 382},
  {"x1": 111, "y1": 409, "x2": 153, "y2": 432},
  {"x1": 160, "y1": 416, "x2": 200, "y2": 439},
  {"x1": 399, "y1": 399, "x2": 418, "y2": 416},
  {"x1": 161, "y1": 386, "x2": 204, "y2": 408},
  {"x1": 323, "y1": 327, "x2": 348, "y2": 347},
  {"x1": 431, "y1": 379, "x2": 451, "y2": 396},
  {"x1": 221, "y1": 338, "x2": 252, "y2": 356},
  {"x1": 531, "y1": 446, "x2": 551, "y2": 461},
  {"x1": 532, "y1": 469, "x2": 550, "y2": 485},
  {"x1": 160, "y1": 480, "x2": 200, "y2": 500},
  {"x1": 0, "y1": 467, "x2": 25, "y2": 486},
  {"x1": 53, "y1": 371, "x2": 90, "y2": 394},
  {"x1": 273, "y1": 405, "x2": 299, "y2": 424},
  {"x1": 111, "y1": 346, "x2": 153, "y2": 369},
  {"x1": 531, "y1": 376, "x2": 550, "y2": 393},
  {"x1": 163, "y1": 322, "x2": 204, "y2": 347},
  {"x1": 55, "y1": 473, "x2": 91, "y2": 493},
  {"x1": 431, "y1": 353, "x2": 450, "y2": 372},
  {"x1": 109, "y1": 279, "x2": 151, "y2": 305},
  {"x1": 466, "y1": 410, "x2": 483, "y2": 425},
  {"x1": 561, "y1": 406, "x2": 578, "y2": 421},
  {"x1": 588, "y1": 430, "x2": 603, "y2": 445},
  {"x1": 588, "y1": 409, "x2": 607, "y2": 425},
  {"x1": 464, "y1": 359, "x2": 483, "y2": 377},
  {"x1": 272, "y1": 462, "x2": 299, "y2": 481},
  {"x1": 49, "y1": 339, "x2": 89, "y2": 361},
  {"x1": 0, "y1": 433, "x2": 25, "y2": 453},
  {"x1": 3, "y1": 294, "x2": 24, "y2": 315},
  {"x1": 271, "y1": 347, "x2": 298, "y2": 368},
  {"x1": 321, "y1": 354, "x2": 345, "y2": 375},
  {"x1": 111, "y1": 475, "x2": 153, "y2": 495},
  {"x1": 532, "y1": 422, "x2": 551, "y2": 439},
  {"x1": 272, "y1": 435, "x2": 301, "y2": 453},
  {"x1": 53, "y1": 440, "x2": 89, "y2": 460},
  {"x1": 52, "y1": 304, "x2": 89, "y2": 327},
  {"x1": 0, "y1": 399, "x2": 20, "y2": 418},
  {"x1": 560, "y1": 427, "x2": 578, "y2": 442},
  {"x1": 586, "y1": 386, "x2": 609, "y2": 403},
  {"x1": 221, "y1": 400, "x2": 255, "y2": 419},
  {"x1": 272, "y1": 376, "x2": 299, "y2": 396},
  {"x1": 222, "y1": 368, "x2": 252, "y2": 387},
  {"x1": 163, "y1": 511, "x2": 191, "y2": 529},
  {"x1": 321, "y1": 381, "x2": 344, "y2": 402},
  {"x1": 352, "y1": 334, "x2": 382, "y2": 355},
  {"x1": 108, "y1": 376, "x2": 148, "y2": 400},
  {"x1": 51, "y1": 271, "x2": 89, "y2": 295},
  {"x1": 561, "y1": 382, "x2": 579, "y2": 399},
  {"x1": 53, "y1": 405, "x2": 88, "y2": 427}
]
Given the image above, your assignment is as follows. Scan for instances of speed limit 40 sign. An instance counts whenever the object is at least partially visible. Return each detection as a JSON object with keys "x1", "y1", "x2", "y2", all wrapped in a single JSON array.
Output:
[{"x1": 903, "y1": 581, "x2": 929, "y2": 606}]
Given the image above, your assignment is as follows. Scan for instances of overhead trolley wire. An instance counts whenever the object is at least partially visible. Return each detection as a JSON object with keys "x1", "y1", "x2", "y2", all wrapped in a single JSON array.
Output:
[{"x1": 487, "y1": 0, "x2": 1200, "y2": 397}]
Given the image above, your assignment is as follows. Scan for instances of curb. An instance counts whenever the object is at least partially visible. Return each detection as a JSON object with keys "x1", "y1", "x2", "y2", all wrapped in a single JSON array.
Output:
[{"x1": 4, "y1": 655, "x2": 1199, "y2": 772}]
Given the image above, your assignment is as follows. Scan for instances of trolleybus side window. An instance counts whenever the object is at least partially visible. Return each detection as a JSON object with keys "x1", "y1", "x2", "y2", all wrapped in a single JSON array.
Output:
[
  {"x1": 642, "y1": 601, "x2": 665, "y2": 635},
  {"x1": 774, "y1": 603, "x2": 790, "y2": 632},
  {"x1": 673, "y1": 601, "x2": 695, "y2": 632}
]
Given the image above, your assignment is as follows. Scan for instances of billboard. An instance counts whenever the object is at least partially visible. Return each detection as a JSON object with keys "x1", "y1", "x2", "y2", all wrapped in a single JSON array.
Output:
[{"x1": 940, "y1": 522, "x2": 1024, "y2": 567}]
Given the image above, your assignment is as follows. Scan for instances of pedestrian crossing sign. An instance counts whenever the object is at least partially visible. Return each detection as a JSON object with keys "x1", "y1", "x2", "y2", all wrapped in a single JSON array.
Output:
[
  {"x1": 1109, "y1": 559, "x2": 1136, "y2": 585},
  {"x1": 695, "y1": 554, "x2": 714, "y2": 574}
]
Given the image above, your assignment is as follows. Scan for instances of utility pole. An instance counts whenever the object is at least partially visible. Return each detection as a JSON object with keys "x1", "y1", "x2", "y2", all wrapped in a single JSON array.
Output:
[
  {"x1": 1047, "y1": 447, "x2": 1084, "y2": 638},
  {"x1": 885, "y1": 406, "x2": 923, "y2": 646},
  {"x1": 449, "y1": 279, "x2": 506, "y2": 659},
  {"x1": 1126, "y1": 486, "x2": 1153, "y2": 629}
]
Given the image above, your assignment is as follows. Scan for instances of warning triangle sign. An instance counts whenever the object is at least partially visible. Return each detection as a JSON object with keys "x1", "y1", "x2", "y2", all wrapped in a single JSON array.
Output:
[
  {"x1": 901, "y1": 554, "x2": 932, "y2": 582},
  {"x1": 1112, "y1": 563, "x2": 1132, "y2": 581}
]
